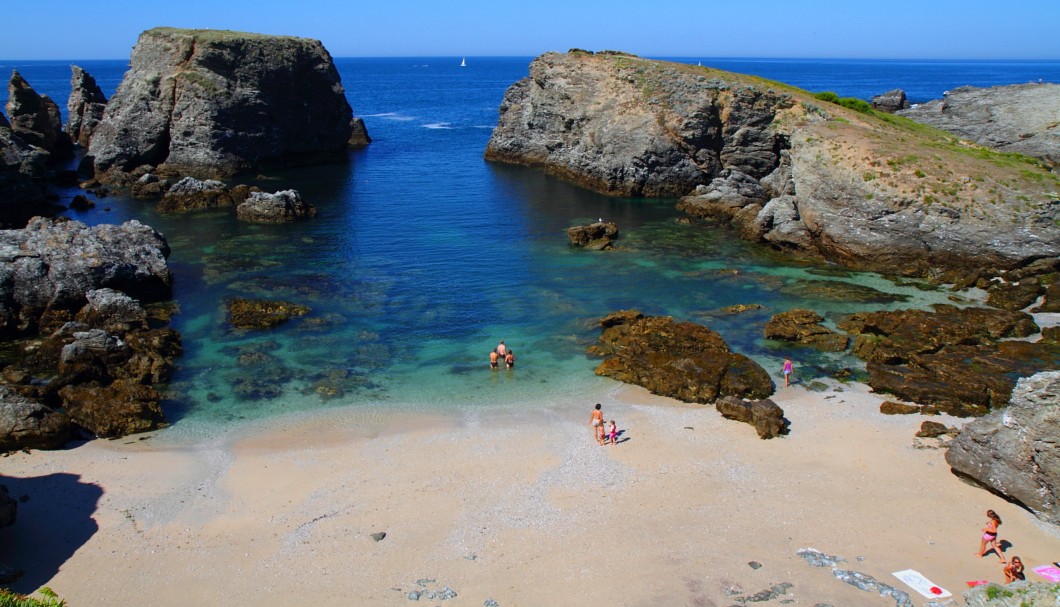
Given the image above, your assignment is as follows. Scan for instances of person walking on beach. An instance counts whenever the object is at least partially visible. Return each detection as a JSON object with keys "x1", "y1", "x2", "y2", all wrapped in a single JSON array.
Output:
[
  {"x1": 782, "y1": 358, "x2": 794, "y2": 387},
  {"x1": 590, "y1": 403, "x2": 604, "y2": 446},
  {"x1": 607, "y1": 420, "x2": 617, "y2": 445},
  {"x1": 505, "y1": 350, "x2": 515, "y2": 368},
  {"x1": 1003, "y1": 556, "x2": 1024, "y2": 583},
  {"x1": 976, "y1": 509, "x2": 1005, "y2": 563}
]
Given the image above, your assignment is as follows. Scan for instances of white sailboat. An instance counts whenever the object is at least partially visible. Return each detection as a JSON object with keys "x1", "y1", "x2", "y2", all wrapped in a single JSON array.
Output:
[{"x1": 460, "y1": 57, "x2": 467, "y2": 67}]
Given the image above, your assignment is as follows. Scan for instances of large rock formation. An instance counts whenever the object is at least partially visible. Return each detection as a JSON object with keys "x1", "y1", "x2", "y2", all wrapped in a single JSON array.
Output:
[
  {"x1": 0, "y1": 217, "x2": 172, "y2": 337},
  {"x1": 5, "y1": 70, "x2": 72, "y2": 160},
  {"x1": 156, "y1": 176, "x2": 257, "y2": 212},
  {"x1": 945, "y1": 371, "x2": 1060, "y2": 526},
  {"x1": 588, "y1": 310, "x2": 773, "y2": 403},
  {"x1": 898, "y1": 83, "x2": 1060, "y2": 167},
  {"x1": 486, "y1": 51, "x2": 1060, "y2": 277},
  {"x1": 0, "y1": 120, "x2": 50, "y2": 227},
  {"x1": 66, "y1": 65, "x2": 108, "y2": 148},
  {"x1": 87, "y1": 27, "x2": 367, "y2": 181},
  {"x1": 838, "y1": 305, "x2": 1057, "y2": 416}
]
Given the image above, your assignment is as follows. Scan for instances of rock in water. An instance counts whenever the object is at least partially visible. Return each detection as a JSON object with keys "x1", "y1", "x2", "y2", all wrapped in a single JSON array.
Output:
[
  {"x1": 67, "y1": 65, "x2": 108, "y2": 148},
  {"x1": 588, "y1": 311, "x2": 773, "y2": 402},
  {"x1": 236, "y1": 189, "x2": 316, "y2": 223},
  {"x1": 945, "y1": 371, "x2": 1060, "y2": 526},
  {"x1": 87, "y1": 27, "x2": 367, "y2": 180},
  {"x1": 5, "y1": 70, "x2": 72, "y2": 160}
]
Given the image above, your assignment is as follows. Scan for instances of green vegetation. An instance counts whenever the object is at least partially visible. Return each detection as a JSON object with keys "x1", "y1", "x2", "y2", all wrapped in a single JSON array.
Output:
[
  {"x1": 146, "y1": 26, "x2": 303, "y2": 43},
  {"x1": 0, "y1": 587, "x2": 67, "y2": 607},
  {"x1": 178, "y1": 70, "x2": 217, "y2": 94},
  {"x1": 814, "y1": 91, "x2": 873, "y2": 114}
]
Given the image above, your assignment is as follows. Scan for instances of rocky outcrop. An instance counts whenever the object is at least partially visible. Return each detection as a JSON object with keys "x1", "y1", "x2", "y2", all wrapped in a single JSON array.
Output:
[
  {"x1": 156, "y1": 177, "x2": 258, "y2": 212},
  {"x1": 870, "y1": 89, "x2": 908, "y2": 113},
  {"x1": 487, "y1": 51, "x2": 1060, "y2": 277},
  {"x1": 0, "y1": 385, "x2": 73, "y2": 451},
  {"x1": 66, "y1": 65, "x2": 108, "y2": 148},
  {"x1": 964, "y1": 581, "x2": 1060, "y2": 607},
  {"x1": 0, "y1": 123, "x2": 50, "y2": 227},
  {"x1": 715, "y1": 395, "x2": 788, "y2": 439},
  {"x1": 898, "y1": 83, "x2": 1060, "y2": 167},
  {"x1": 567, "y1": 221, "x2": 618, "y2": 249},
  {"x1": 588, "y1": 310, "x2": 773, "y2": 403},
  {"x1": 236, "y1": 189, "x2": 316, "y2": 223},
  {"x1": 839, "y1": 305, "x2": 1057, "y2": 416},
  {"x1": 945, "y1": 371, "x2": 1060, "y2": 526},
  {"x1": 763, "y1": 308, "x2": 848, "y2": 351},
  {"x1": 87, "y1": 27, "x2": 367, "y2": 181},
  {"x1": 0, "y1": 217, "x2": 172, "y2": 337},
  {"x1": 227, "y1": 298, "x2": 310, "y2": 329},
  {"x1": 5, "y1": 71, "x2": 72, "y2": 160}
]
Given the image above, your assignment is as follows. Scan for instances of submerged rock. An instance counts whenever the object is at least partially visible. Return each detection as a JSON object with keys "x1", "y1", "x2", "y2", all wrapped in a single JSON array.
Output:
[
  {"x1": 588, "y1": 311, "x2": 772, "y2": 403},
  {"x1": 946, "y1": 371, "x2": 1060, "y2": 525},
  {"x1": 227, "y1": 298, "x2": 311, "y2": 329}
]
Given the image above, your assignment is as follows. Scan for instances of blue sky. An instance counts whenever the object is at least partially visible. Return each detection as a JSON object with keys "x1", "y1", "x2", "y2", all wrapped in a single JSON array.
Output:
[{"x1": 2, "y1": 0, "x2": 1059, "y2": 60}]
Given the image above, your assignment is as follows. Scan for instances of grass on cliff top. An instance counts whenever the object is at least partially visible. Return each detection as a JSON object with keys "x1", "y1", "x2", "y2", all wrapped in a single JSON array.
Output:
[{"x1": 146, "y1": 27, "x2": 307, "y2": 43}]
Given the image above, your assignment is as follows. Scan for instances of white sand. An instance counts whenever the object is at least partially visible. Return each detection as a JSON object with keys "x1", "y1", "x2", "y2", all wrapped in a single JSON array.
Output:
[{"x1": 2, "y1": 382, "x2": 1059, "y2": 605}]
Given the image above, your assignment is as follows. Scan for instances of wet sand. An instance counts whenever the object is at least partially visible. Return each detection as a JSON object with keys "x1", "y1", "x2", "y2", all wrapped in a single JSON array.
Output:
[{"x1": 2, "y1": 381, "x2": 1059, "y2": 605}]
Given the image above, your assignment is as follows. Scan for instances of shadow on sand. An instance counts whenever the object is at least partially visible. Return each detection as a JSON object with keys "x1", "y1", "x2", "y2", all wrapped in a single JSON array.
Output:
[{"x1": 0, "y1": 471, "x2": 102, "y2": 594}]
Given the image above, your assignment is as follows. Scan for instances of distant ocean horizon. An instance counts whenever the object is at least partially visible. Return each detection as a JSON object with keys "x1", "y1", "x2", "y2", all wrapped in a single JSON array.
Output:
[{"x1": 0, "y1": 55, "x2": 1053, "y2": 439}]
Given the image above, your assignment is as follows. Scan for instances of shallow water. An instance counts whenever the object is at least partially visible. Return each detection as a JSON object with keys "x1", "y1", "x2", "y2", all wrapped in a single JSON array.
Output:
[{"x1": 4, "y1": 56, "x2": 1042, "y2": 438}]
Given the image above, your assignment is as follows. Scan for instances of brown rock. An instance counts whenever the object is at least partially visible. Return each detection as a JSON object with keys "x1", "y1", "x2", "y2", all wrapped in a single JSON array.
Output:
[
  {"x1": 880, "y1": 401, "x2": 920, "y2": 415},
  {"x1": 59, "y1": 380, "x2": 165, "y2": 438},
  {"x1": 915, "y1": 421, "x2": 951, "y2": 438},
  {"x1": 227, "y1": 298, "x2": 311, "y2": 329},
  {"x1": 567, "y1": 221, "x2": 619, "y2": 249},
  {"x1": 715, "y1": 395, "x2": 789, "y2": 439},
  {"x1": 764, "y1": 308, "x2": 849, "y2": 352}
]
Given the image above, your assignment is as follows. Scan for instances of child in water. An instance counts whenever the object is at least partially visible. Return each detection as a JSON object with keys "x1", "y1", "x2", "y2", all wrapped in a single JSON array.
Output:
[{"x1": 607, "y1": 420, "x2": 617, "y2": 445}]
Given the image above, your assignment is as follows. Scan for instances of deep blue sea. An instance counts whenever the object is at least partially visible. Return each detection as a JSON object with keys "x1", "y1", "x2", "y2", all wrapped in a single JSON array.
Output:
[{"x1": 2, "y1": 56, "x2": 1057, "y2": 433}]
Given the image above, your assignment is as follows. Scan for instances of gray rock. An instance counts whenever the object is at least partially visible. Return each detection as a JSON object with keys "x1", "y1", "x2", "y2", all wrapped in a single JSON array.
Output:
[
  {"x1": 236, "y1": 189, "x2": 316, "y2": 223},
  {"x1": 76, "y1": 288, "x2": 148, "y2": 335},
  {"x1": 832, "y1": 569, "x2": 913, "y2": 607},
  {"x1": 0, "y1": 385, "x2": 73, "y2": 451},
  {"x1": 898, "y1": 83, "x2": 1060, "y2": 167},
  {"x1": 0, "y1": 217, "x2": 172, "y2": 337},
  {"x1": 157, "y1": 176, "x2": 256, "y2": 211},
  {"x1": 945, "y1": 370, "x2": 1060, "y2": 525},
  {"x1": 87, "y1": 27, "x2": 367, "y2": 180},
  {"x1": 370, "y1": 531, "x2": 386, "y2": 541},
  {"x1": 66, "y1": 65, "x2": 108, "y2": 148},
  {"x1": 5, "y1": 70, "x2": 71, "y2": 159},
  {"x1": 0, "y1": 124, "x2": 50, "y2": 225},
  {"x1": 796, "y1": 547, "x2": 845, "y2": 568},
  {"x1": 964, "y1": 580, "x2": 1060, "y2": 606},
  {"x1": 871, "y1": 89, "x2": 909, "y2": 113}
]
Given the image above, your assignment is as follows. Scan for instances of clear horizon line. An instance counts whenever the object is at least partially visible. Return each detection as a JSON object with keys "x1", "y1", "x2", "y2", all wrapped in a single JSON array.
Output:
[{"x1": 3, "y1": 54, "x2": 1060, "y2": 63}]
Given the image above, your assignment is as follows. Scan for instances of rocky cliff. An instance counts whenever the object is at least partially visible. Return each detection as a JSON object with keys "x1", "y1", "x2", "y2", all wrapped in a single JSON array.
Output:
[
  {"x1": 66, "y1": 65, "x2": 108, "y2": 148},
  {"x1": 898, "y1": 83, "x2": 1060, "y2": 168},
  {"x1": 486, "y1": 51, "x2": 1059, "y2": 277},
  {"x1": 87, "y1": 27, "x2": 366, "y2": 180}
]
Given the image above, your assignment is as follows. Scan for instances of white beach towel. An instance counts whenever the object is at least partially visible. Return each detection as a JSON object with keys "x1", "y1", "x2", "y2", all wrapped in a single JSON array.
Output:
[{"x1": 892, "y1": 569, "x2": 951, "y2": 598}]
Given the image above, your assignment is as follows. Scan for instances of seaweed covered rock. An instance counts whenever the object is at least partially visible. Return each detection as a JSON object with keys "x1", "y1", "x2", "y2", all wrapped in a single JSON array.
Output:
[
  {"x1": 567, "y1": 221, "x2": 618, "y2": 250},
  {"x1": 227, "y1": 298, "x2": 310, "y2": 329},
  {"x1": 839, "y1": 305, "x2": 1056, "y2": 416},
  {"x1": 58, "y1": 380, "x2": 164, "y2": 438},
  {"x1": 946, "y1": 371, "x2": 1060, "y2": 526},
  {"x1": 588, "y1": 311, "x2": 772, "y2": 402},
  {"x1": 715, "y1": 395, "x2": 788, "y2": 439},
  {"x1": 764, "y1": 308, "x2": 848, "y2": 352},
  {"x1": 87, "y1": 27, "x2": 367, "y2": 181}
]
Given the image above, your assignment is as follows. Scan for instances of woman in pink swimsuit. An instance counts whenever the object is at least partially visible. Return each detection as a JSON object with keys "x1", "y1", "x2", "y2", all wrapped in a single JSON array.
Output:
[{"x1": 976, "y1": 509, "x2": 1004, "y2": 563}]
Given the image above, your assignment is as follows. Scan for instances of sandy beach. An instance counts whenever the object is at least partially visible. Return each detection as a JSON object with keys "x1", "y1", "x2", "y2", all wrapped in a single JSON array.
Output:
[{"x1": 3, "y1": 381, "x2": 1059, "y2": 606}]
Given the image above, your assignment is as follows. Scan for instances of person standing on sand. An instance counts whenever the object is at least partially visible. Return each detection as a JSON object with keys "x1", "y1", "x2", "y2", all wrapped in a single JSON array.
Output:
[
  {"x1": 976, "y1": 509, "x2": 1005, "y2": 563},
  {"x1": 590, "y1": 403, "x2": 604, "y2": 445},
  {"x1": 782, "y1": 358, "x2": 794, "y2": 387},
  {"x1": 607, "y1": 420, "x2": 617, "y2": 445}
]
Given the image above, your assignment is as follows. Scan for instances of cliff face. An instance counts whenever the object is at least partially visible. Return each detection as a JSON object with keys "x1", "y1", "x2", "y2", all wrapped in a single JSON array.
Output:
[
  {"x1": 486, "y1": 52, "x2": 1060, "y2": 276},
  {"x1": 88, "y1": 27, "x2": 361, "y2": 179}
]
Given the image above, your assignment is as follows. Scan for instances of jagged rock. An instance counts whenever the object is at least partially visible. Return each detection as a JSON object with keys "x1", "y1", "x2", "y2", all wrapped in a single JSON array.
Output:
[
  {"x1": 0, "y1": 385, "x2": 73, "y2": 451},
  {"x1": 5, "y1": 70, "x2": 72, "y2": 159},
  {"x1": 763, "y1": 308, "x2": 849, "y2": 351},
  {"x1": 486, "y1": 52, "x2": 1060, "y2": 277},
  {"x1": 567, "y1": 221, "x2": 618, "y2": 249},
  {"x1": 831, "y1": 569, "x2": 913, "y2": 607},
  {"x1": 715, "y1": 395, "x2": 789, "y2": 439},
  {"x1": 588, "y1": 311, "x2": 772, "y2": 403},
  {"x1": 964, "y1": 581, "x2": 1060, "y2": 607},
  {"x1": 157, "y1": 176, "x2": 257, "y2": 211},
  {"x1": 1033, "y1": 282, "x2": 1060, "y2": 313},
  {"x1": 0, "y1": 217, "x2": 172, "y2": 337},
  {"x1": 227, "y1": 298, "x2": 310, "y2": 329},
  {"x1": 945, "y1": 371, "x2": 1060, "y2": 525},
  {"x1": 839, "y1": 305, "x2": 1057, "y2": 416},
  {"x1": 880, "y1": 401, "x2": 920, "y2": 415},
  {"x1": 0, "y1": 120, "x2": 50, "y2": 226},
  {"x1": 348, "y1": 117, "x2": 371, "y2": 146},
  {"x1": 986, "y1": 278, "x2": 1044, "y2": 311},
  {"x1": 898, "y1": 83, "x2": 1060, "y2": 167},
  {"x1": 118, "y1": 328, "x2": 182, "y2": 384},
  {"x1": 58, "y1": 379, "x2": 165, "y2": 438},
  {"x1": 66, "y1": 65, "x2": 108, "y2": 148},
  {"x1": 75, "y1": 288, "x2": 148, "y2": 334},
  {"x1": 58, "y1": 329, "x2": 132, "y2": 382},
  {"x1": 871, "y1": 89, "x2": 908, "y2": 113},
  {"x1": 87, "y1": 27, "x2": 367, "y2": 180},
  {"x1": 235, "y1": 189, "x2": 316, "y2": 223}
]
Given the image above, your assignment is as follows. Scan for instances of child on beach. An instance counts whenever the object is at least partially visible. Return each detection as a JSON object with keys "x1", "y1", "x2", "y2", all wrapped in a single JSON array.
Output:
[
  {"x1": 1003, "y1": 556, "x2": 1024, "y2": 583},
  {"x1": 607, "y1": 420, "x2": 617, "y2": 445},
  {"x1": 782, "y1": 358, "x2": 794, "y2": 387},
  {"x1": 976, "y1": 509, "x2": 1005, "y2": 563}
]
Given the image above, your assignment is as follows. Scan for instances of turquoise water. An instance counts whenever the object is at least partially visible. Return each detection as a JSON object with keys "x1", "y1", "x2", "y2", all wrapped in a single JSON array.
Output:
[{"x1": 5, "y1": 57, "x2": 1021, "y2": 432}]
